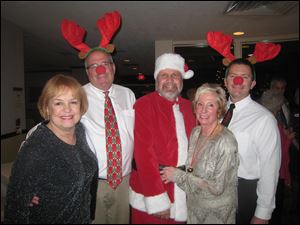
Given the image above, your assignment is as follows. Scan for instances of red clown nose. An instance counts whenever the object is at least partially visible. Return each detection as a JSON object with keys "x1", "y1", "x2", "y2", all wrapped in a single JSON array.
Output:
[
  {"x1": 233, "y1": 76, "x2": 244, "y2": 85},
  {"x1": 96, "y1": 65, "x2": 106, "y2": 74}
]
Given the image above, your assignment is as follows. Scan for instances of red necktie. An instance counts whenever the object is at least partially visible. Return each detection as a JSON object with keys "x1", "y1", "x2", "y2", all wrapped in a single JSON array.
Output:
[
  {"x1": 222, "y1": 103, "x2": 235, "y2": 127},
  {"x1": 104, "y1": 91, "x2": 122, "y2": 189}
]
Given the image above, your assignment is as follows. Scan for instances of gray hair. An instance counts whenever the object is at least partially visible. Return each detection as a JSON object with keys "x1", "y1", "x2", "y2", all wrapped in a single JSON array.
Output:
[{"x1": 84, "y1": 51, "x2": 114, "y2": 69}]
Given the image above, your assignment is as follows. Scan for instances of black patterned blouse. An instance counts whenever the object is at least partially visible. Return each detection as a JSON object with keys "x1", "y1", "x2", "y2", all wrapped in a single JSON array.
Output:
[{"x1": 4, "y1": 122, "x2": 98, "y2": 224}]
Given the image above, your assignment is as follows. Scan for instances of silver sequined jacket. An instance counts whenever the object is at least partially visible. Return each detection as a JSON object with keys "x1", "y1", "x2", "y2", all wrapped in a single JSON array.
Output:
[{"x1": 174, "y1": 125, "x2": 239, "y2": 224}]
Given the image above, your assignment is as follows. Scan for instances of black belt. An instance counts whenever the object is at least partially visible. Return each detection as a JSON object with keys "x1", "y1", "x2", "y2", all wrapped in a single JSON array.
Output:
[
  {"x1": 238, "y1": 177, "x2": 259, "y2": 181},
  {"x1": 132, "y1": 159, "x2": 186, "y2": 171}
]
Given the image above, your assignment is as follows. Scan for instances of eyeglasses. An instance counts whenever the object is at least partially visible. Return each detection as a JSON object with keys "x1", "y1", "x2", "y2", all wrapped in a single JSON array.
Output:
[{"x1": 86, "y1": 61, "x2": 113, "y2": 70}]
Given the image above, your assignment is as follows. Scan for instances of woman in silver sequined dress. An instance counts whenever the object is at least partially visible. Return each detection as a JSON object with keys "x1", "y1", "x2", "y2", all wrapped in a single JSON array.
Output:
[{"x1": 161, "y1": 83, "x2": 239, "y2": 224}]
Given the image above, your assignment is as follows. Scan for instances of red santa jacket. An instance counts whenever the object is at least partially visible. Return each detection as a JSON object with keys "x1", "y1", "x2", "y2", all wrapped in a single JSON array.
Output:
[{"x1": 129, "y1": 91, "x2": 195, "y2": 219}]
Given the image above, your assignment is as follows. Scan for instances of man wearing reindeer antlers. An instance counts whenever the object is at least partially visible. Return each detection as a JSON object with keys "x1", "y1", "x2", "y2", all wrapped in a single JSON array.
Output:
[
  {"x1": 62, "y1": 11, "x2": 136, "y2": 224},
  {"x1": 207, "y1": 32, "x2": 282, "y2": 224},
  {"x1": 224, "y1": 59, "x2": 281, "y2": 224}
]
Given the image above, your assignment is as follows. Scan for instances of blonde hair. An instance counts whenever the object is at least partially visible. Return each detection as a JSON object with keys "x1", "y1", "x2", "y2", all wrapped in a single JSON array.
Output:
[
  {"x1": 193, "y1": 83, "x2": 227, "y2": 119},
  {"x1": 37, "y1": 74, "x2": 88, "y2": 119}
]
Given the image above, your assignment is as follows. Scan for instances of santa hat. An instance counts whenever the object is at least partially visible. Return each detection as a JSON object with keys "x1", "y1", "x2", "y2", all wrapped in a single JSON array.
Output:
[{"x1": 154, "y1": 53, "x2": 194, "y2": 80}]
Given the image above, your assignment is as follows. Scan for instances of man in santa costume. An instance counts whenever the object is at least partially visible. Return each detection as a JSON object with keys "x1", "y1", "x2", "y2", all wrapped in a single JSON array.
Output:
[{"x1": 129, "y1": 53, "x2": 196, "y2": 223}]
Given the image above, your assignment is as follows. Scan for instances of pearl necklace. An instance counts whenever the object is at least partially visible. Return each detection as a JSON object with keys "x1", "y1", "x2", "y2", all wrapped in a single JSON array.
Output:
[{"x1": 187, "y1": 123, "x2": 219, "y2": 173}]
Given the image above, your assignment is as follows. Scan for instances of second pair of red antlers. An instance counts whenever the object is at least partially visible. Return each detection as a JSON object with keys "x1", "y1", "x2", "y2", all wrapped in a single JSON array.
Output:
[
  {"x1": 61, "y1": 11, "x2": 121, "y2": 59},
  {"x1": 206, "y1": 31, "x2": 281, "y2": 66}
]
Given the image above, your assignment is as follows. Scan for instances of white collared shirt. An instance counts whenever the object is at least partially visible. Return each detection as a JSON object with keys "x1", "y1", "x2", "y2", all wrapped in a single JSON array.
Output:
[
  {"x1": 227, "y1": 95, "x2": 281, "y2": 220},
  {"x1": 81, "y1": 83, "x2": 136, "y2": 179}
]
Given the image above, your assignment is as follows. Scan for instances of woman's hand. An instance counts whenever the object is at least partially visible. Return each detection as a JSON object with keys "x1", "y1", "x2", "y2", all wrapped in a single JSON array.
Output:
[
  {"x1": 160, "y1": 167, "x2": 177, "y2": 184},
  {"x1": 28, "y1": 196, "x2": 40, "y2": 207}
]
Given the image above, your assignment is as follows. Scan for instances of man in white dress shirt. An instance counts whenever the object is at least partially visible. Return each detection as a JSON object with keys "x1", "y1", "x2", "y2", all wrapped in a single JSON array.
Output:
[
  {"x1": 81, "y1": 50, "x2": 136, "y2": 224},
  {"x1": 224, "y1": 58, "x2": 281, "y2": 224}
]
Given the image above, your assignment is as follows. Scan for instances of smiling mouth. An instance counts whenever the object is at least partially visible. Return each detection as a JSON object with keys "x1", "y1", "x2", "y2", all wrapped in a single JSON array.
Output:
[
  {"x1": 61, "y1": 116, "x2": 73, "y2": 120},
  {"x1": 232, "y1": 85, "x2": 243, "y2": 89},
  {"x1": 96, "y1": 74, "x2": 106, "y2": 78},
  {"x1": 163, "y1": 85, "x2": 177, "y2": 90},
  {"x1": 200, "y1": 116, "x2": 209, "y2": 119}
]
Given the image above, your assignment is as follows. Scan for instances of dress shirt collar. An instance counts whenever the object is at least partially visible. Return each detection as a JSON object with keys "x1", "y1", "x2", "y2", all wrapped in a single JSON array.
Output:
[
  {"x1": 228, "y1": 94, "x2": 252, "y2": 113},
  {"x1": 89, "y1": 83, "x2": 115, "y2": 98}
]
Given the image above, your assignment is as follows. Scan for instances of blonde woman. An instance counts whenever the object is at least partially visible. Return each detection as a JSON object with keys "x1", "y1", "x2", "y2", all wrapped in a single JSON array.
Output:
[{"x1": 161, "y1": 83, "x2": 239, "y2": 224}]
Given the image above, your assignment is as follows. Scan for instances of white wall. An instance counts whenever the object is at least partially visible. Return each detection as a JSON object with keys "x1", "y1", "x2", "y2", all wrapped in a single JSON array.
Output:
[
  {"x1": 155, "y1": 40, "x2": 173, "y2": 59},
  {"x1": 1, "y1": 19, "x2": 25, "y2": 135}
]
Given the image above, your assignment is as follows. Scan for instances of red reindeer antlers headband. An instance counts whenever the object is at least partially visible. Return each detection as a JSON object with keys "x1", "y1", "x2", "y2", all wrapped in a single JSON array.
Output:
[
  {"x1": 206, "y1": 31, "x2": 281, "y2": 66},
  {"x1": 61, "y1": 11, "x2": 121, "y2": 59}
]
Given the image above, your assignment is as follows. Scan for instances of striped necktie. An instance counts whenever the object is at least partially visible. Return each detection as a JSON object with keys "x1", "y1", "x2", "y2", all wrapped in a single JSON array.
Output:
[{"x1": 222, "y1": 103, "x2": 235, "y2": 127}]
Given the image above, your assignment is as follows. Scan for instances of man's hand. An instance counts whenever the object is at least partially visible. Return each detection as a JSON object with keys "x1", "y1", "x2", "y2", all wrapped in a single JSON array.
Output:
[
  {"x1": 153, "y1": 209, "x2": 170, "y2": 220},
  {"x1": 160, "y1": 167, "x2": 176, "y2": 184},
  {"x1": 250, "y1": 216, "x2": 269, "y2": 224},
  {"x1": 28, "y1": 196, "x2": 40, "y2": 207}
]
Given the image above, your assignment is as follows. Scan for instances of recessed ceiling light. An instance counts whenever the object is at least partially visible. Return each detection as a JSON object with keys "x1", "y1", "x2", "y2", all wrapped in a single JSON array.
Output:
[
  {"x1": 123, "y1": 59, "x2": 130, "y2": 62},
  {"x1": 233, "y1": 31, "x2": 245, "y2": 36}
]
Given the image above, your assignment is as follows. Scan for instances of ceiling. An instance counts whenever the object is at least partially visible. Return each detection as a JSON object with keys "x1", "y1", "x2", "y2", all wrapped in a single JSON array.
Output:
[{"x1": 1, "y1": 1, "x2": 299, "y2": 82}]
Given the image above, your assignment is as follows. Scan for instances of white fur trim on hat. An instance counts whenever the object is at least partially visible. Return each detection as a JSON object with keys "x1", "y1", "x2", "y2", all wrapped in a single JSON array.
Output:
[{"x1": 154, "y1": 53, "x2": 194, "y2": 80}]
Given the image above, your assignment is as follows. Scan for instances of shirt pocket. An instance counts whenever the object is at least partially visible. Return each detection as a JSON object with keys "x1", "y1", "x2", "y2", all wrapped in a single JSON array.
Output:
[{"x1": 121, "y1": 109, "x2": 135, "y2": 139}]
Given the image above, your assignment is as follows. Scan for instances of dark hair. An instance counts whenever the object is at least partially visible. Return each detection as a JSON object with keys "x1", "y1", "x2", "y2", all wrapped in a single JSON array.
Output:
[{"x1": 225, "y1": 58, "x2": 256, "y2": 80}]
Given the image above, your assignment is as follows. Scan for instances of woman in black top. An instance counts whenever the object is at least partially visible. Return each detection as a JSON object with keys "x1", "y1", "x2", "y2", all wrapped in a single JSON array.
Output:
[{"x1": 4, "y1": 74, "x2": 98, "y2": 224}]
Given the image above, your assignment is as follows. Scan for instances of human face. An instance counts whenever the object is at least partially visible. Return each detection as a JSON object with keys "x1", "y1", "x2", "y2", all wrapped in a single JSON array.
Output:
[
  {"x1": 156, "y1": 69, "x2": 183, "y2": 101},
  {"x1": 195, "y1": 92, "x2": 219, "y2": 128},
  {"x1": 271, "y1": 81, "x2": 286, "y2": 95},
  {"x1": 47, "y1": 88, "x2": 81, "y2": 133},
  {"x1": 224, "y1": 64, "x2": 256, "y2": 103},
  {"x1": 85, "y1": 51, "x2": 115, "y2": 91}
]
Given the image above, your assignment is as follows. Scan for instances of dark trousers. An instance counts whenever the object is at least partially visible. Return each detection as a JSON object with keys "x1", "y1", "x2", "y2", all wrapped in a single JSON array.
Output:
[{"x1": 236, "y1": 178, "x2": 258, "y2": 224}]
